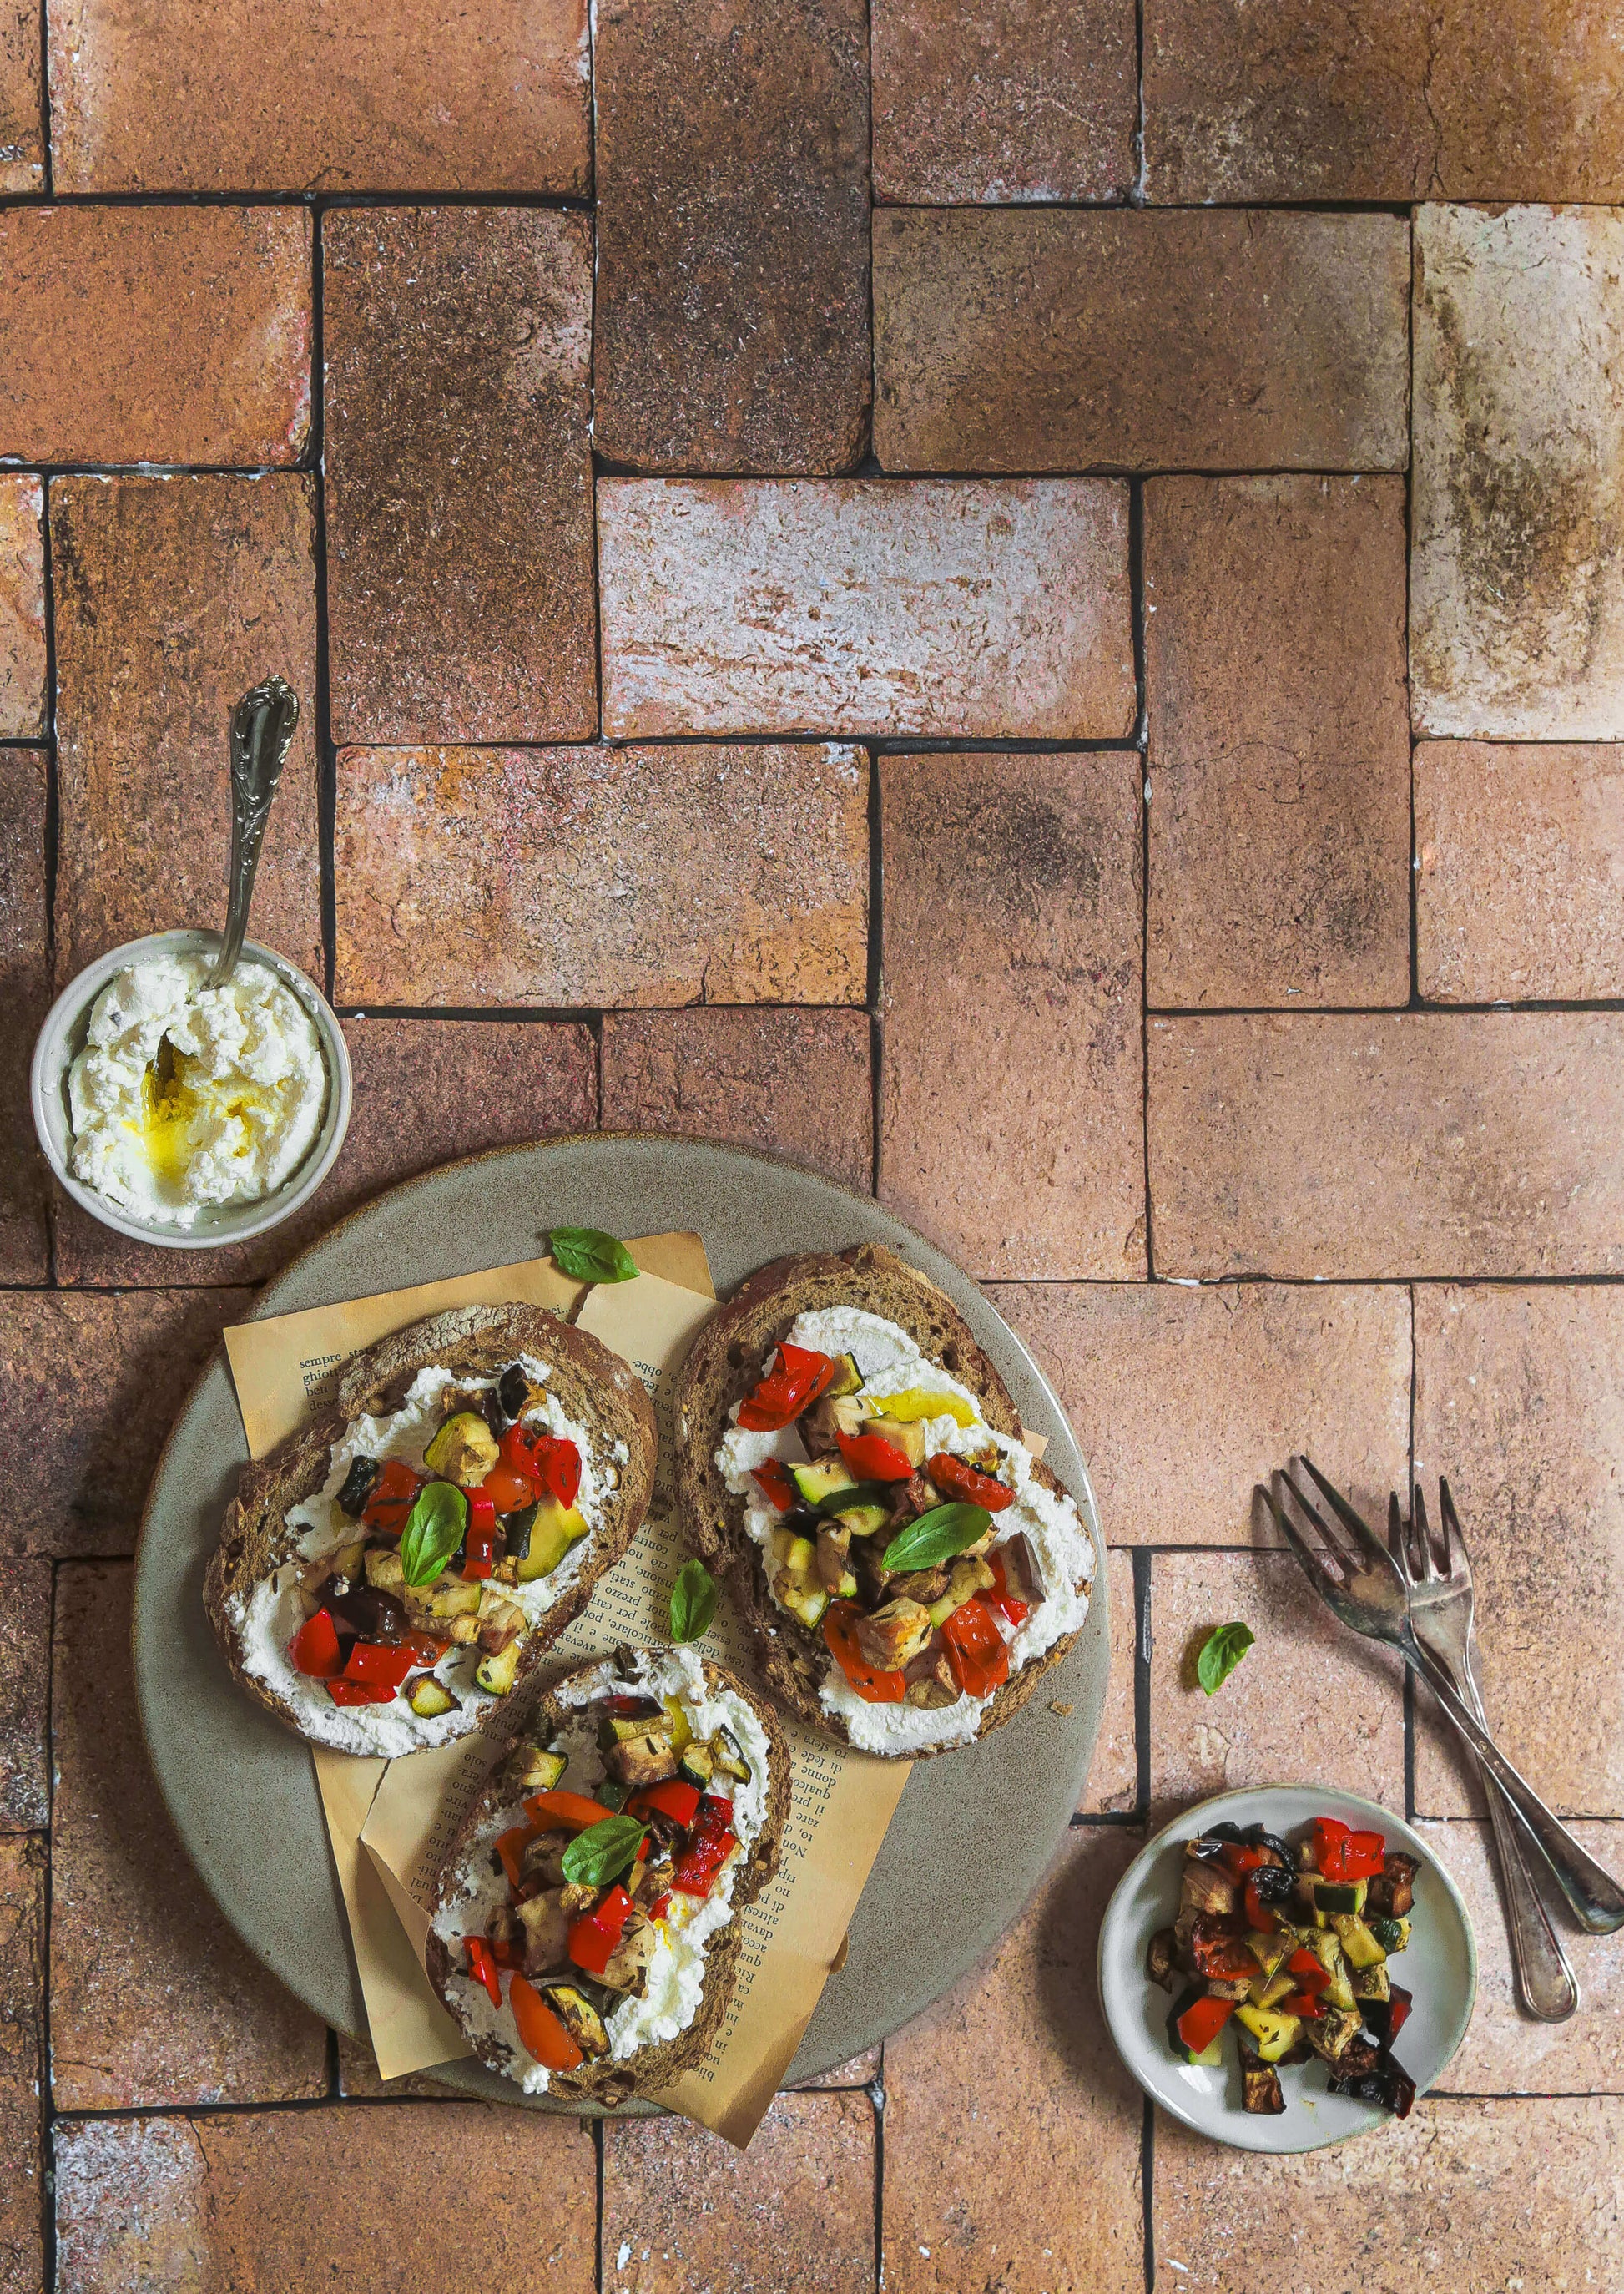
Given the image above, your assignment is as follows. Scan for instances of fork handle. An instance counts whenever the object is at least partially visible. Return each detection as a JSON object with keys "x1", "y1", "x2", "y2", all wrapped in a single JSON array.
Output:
[
  {"x1": 1407, "y1": 1638, "x2": 1624, "y2": 1934},
  {"x1": 1482, "y1": 1770, "x2": 1579, "y2": 2019}
]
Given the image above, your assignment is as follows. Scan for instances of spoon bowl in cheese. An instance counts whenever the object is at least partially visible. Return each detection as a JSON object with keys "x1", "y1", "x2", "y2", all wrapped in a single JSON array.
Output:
[{"x1": 31, "y1": 927, "x2": 351, "y2": 1248}]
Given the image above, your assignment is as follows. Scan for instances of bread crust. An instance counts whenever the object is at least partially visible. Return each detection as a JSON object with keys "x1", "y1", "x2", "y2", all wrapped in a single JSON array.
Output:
[
  {"x1": 424, "y1": 1650, "x2": 792, "y2": 2103},
  {"x1": 672, "y1": 1244, "x2": 1091, "y2": 1756},
  {"x1": 204, "y1": 1304, "x2": 657, "y2": 1749}
]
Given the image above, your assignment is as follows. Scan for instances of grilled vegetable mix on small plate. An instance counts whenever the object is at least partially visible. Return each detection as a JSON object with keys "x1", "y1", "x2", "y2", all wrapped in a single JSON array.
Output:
[{"x1": 1150, "y1": 1816, "x2": 1420, "y2": 2117}]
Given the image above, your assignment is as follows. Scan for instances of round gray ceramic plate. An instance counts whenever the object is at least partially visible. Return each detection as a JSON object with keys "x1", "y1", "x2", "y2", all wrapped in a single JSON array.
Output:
[{"x1": 134, "y1": 1134, "x2": 1109, "y2": 2107}]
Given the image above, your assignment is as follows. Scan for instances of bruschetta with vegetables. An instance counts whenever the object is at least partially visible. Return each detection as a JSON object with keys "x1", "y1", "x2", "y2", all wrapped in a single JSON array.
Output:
[
  {"x1": 425, "y1": 1645, "x2": 789, "y2": 2101},
  {"x1": 1146, "y1": 1815, "x2": 1421, "y2": 2118},
  {"x1": 673, "y1": 1245, "x2": 1095, "y2": 1756},
  {"x1": 204, "y1": 1306, "x2": 656, "y2": 1756}
]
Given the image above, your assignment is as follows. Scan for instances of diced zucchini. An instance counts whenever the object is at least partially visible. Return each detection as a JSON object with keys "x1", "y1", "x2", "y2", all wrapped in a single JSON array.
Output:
[
  {"x1": 782, "y1": 1582, "x2": 831, "y2": 1629},
  {"x1": 517, "y1": 1747, "x2": 567, "y2": 1792},
  {"x1": 1308, "y1": 1929, "x2": 1357, "y2": 2011},
  {"x1": 515, "y1": 1497, "x2": 589, "y2": 1583},
  {"x1": 861, "y1": 1414, "x2": 927, "y2": 1466},
  {"x1": 784, "y1": 1534, "x2": 816, "y2": 1576},
  {"x1": 598, "y1": 1708, "x2": 669, "y2": 1749},
  {"x1": 677, "y1": 1741, "x2": 715, "y2": 1790},
  {"x1": 426, "y1": 1580, "x2": 482, "y2": 1617},
  {"x1": 365, "y1": 1546, "x2": 406, "y2": 1593},
  {"x1": 711, "y1": 1726, "x2": 750, "y2": 1783},
  {"x1": 1311, "y1": 1877, "x2": 1368, "y2": 1917},
  {"x1": 1369, "y1": 1915, "x2": 1410, "y2": 1954},
  {"x1": 1352, "y1": 1962, "x2": 1391, "y2": 2003},
  {"x1": 473, "y1": 1639, "x2": 521, "y2": 1695},
  {"x1": 1243, "y1": 1930, "x2": 1290, "y2": 1978},
  {"x1": 406, "y1": 1675, "x2": 457, "y2": 1719},
  {"x1": 1233, "y1": 2004, "x2": 1303, "y2": 2064},
  {"x1": 1248, "y1": 1968, "x2": 1296, "y2": 2010},
  {"x1": 792, "y1": 1460, "x2": 856, "y2": 1506},
  {"x1": 1242, "y1": 2059, "x2": 1286, "y2": 2115},
  {"x1": 1332, "y1": 1913, "x2": 1387, "y2": 1969},
  {"x1": 825, "y1": 1352, "x2": 865, "y2": 1399},
  {"x1": 423, "y1": 1410, "x2": 498, "y2": 1483}
]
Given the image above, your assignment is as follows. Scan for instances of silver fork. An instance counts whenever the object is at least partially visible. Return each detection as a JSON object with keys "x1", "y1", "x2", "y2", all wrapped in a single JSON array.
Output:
[
  {"x1": 1260, "y1": 1455, "x2": 1624, "y2": 1934},
  {"x1": 1394, "y1": 1482, "x2": 1577, "y2": 2019}
]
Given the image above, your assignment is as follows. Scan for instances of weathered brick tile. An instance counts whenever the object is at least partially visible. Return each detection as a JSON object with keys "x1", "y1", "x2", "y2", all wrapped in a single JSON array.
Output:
[
  {"x1": 0, "y1": 2, "x2": 43, "y2": 189},
  {"x1": 0, "y1": 748, "x2": 48, "y2": 1284},
  {"x1": 0, "y1": 208, "x2": 310, "y2": 466},
  {"x1": 1083, "y1": 1555, "x2": 1138, "y2": 1816},
  {"x1": 873, "y1": 0, "x2": 1136, "y2": 201},
  {"x1": 53, "y1": 1014, "x2": 598, "y2": 1286},
  {"x1": 1413, "y1": 1286, "x2": 1624, "y2": 1821},
  {"x1": 1411, "y1": 204, "x2": 1624, "y2": 742},
  {"x1": 48, "y1": 0, "x2": 590, "y2": 194},
  {"x1": 1416, "y1": 741, "x2": 1624, "y2": 1002},
  {"x1": 51, "y1": 1564, "x2": 329, "y2": 2109},
  {"x1": 54, "y1": 2103, "x2": 597, "y2": 2292},
  {"x1": 1145, "y1": 0, "x2": 1624, "y2": 203},
  {"x1": 0, "y1": 477, "x2": 44, "y2": 738},
  {"x1": 1145, "y1": 475, "x2": 1410, "y2": 1008},
  {"x1": 602, "y1": 1008, "x2": 870, "y2": 1191},
  {"x1": 873, "y1": 210, "x2": 1410, "y2": 474},
  {"x1": 991, "y1": 1282, "x2": 1411, "y2": 1549},
  {"x1": 1148, "y1": 1013, "x2": 1624, "y2": 1280},
  {"x1": 884, "y1": 1827, "x2": 1143, "y2": 2294},
  {"x1": 1154, "y1": 2096, "x2": 1624, "y2": 2287},
  {"x1": 0, "y1": 1564, "x2": 49, "y2": 1831},
  {"x1": 880, "y1": 750, "x2": 1143, "y2": 1278},
  {"x1": 593, "y1": 0, "x2": 869, "y2": 474},
  {"x1": 325, "y1": 209, "x2": 595, "y2": 745},
  {"x1": 598, "y1": 479, "x2": 1134, "y2": 740},
  {"x1": 0, "y1": 1289, "x2": 252, "y2": 1558},
  {"x1": 1417, "y1": 1820, "x2": 1624, "y2": 2091},
  {"x1": 52, "y1": 475, "x2": 320, "y2": 987},
  {"x1": 1147, "y1": 1551, "x2": 1405, "y2": 1818},
  {"x1": 335, "y1": 745, "x2": 868, "y2": 1008},
  {"x1": 0, "y1": 1834, "x2": 44, "y2": 2294},
  {"x1": 603, "y1": 2093, "x2": 875, "y2": 2291}
]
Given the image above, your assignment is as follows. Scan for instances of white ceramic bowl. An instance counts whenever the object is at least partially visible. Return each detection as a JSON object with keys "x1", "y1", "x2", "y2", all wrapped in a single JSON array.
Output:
[
  {"x1": 31, "y1": 927, "x2": 353, "y2": 1251},
  {"x1": 1097, "y1": 1784, "x2": 1476, "y2": 2154}
]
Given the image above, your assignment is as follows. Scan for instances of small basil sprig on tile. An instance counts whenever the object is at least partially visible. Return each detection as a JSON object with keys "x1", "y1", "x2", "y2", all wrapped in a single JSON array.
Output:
[
  {"x1": 670, "y1": 1558, "x2": 719, "y2": 1644},
  {"x1": 1196, "y1": 1620, "x2": 1254, "y2": 1695},
  {"x1": 549, "y1": 1226, "x2": 639, "y2": 1284},
  {"x1": 880, "y1": 1502, "x2": 992, "y2": 1574},
  {"x1": 398, "y1": 1482, "x2": 468, "y2": 1589},
  {"x1": 561, "y1": 1814, "x2": 648, "y2": 1888}
]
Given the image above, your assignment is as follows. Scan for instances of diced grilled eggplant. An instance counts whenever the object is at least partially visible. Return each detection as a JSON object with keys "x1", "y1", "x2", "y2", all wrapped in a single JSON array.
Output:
[
  {"x1": 423, "y1": 1410, "x2": 499, "y2": 1485},
  {"x1": 1247, "y1": 1861, "x2": 1296, "y2": 1909},
  {"x1": 598, "y1": 1909, "x2": 658, "y2": 1997},
  {"x1": 1146, "y1": 1928, "x2": 1179, "y2": 1992},
  {"x1": 677, "y1": 1740, "x2": 715, "y2": 1790},
  {"x1": 542, "y1": 1983, "x2": 610, "y2": 2059},
  {"x1": 1242, "y1": 2060, "x2": 1285, "y2": 2115},
  {"x1": 597, "y1": 1702, "x2": 668, "y2": 1746},
  {"x1": 1185, "y1": 1824, "x2": 1249, "y2": 1858},
  {"x1": 1352, "y1": 1961, "x2": 1391, "y2": 2003},
  {"x1": 605, "y1": 1729, "x2": 678, "y2": 1787},
  {"x1": 711, "y1": 1726, "x2": 750, "y2": 1783},
  {"x1": 364, "y1": 1546, "x2": 406, "y2": 1594},
  {"x1": 335, "y1": 1456, "x2": 381, "y2": 1518},
  {"x1": 1208, "y1": 1976, "x2": 1253, "y2": 2002},
  {"x1": 1365, "y1": 1852, "x2": 1419, "y2": 1918},
  {"x1": 1304, "y1": 2007, "x2": 1363, "y2": 2064},
  {"x1": 506, "y1": 1502, "x2": 537, "y2": 1563},
  {"x1": 326, "y1": 1585, "x2": 413, "y2": 1642},
  {"x1": 1180, "y1": 1862, "x2": 1239, "y2": 1918},
  {"x1": 517, "y1": 1746, "x2": 567, "y2": 1794},
  {"x1": 517, "y1": 1891, "x2": 572, "y2": 1974},
  {"x1": 1327, "y1": 2058, "x2": 1416, "y2": 2117},
  {"x1": 406, "y1": 1674, "x2": 457, "y2": 1719},
  {"x1": 495, "y1": 1362, "x2": 535, "y2": 1429},
  {"x1": 1238, "y1": 1824, "x2": 1294, "y2": 1869},
  {"x1": 855, "y1": 1597, "x2": 935, "y2": 1670}
]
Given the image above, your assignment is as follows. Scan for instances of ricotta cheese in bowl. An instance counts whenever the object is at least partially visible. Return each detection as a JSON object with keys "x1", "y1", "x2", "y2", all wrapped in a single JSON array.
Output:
[{"x1": 67, "y1": 951, "x2": 327, "y2": 1229}]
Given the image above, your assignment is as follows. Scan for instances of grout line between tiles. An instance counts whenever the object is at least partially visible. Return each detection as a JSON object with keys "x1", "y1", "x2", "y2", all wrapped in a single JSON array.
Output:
[
  {"x1": 870, "y1": 2056, "x2": 885, "y2": 2294},
  {"x1": 867, "y1": 746, "x2": 883, "y2": 1200},
  {"x1": 1133, "y1": 1549, "x2": 1152, "y2": 1817},
  {"x1": 38, "y1": 476, "x2": 59, "y2": 1289},
  {"x1": 34, "y1": 0, "x2": 49, "y2": 200},
  {"x1": 38, "y1": 1559, "x2": 58, "y2": 2294}
]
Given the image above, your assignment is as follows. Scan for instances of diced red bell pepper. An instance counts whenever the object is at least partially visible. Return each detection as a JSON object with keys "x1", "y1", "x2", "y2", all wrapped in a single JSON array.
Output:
[
  {"x1": 673, "y1": 1830, "x2": 739, "y2": 1897},
  {"x1": 1282, "y1": 1991, "x2": 1324, "y2": 2019},
  {"x1": 1243, "y1": 1877, "x2": 1279, "y2": 1932},
  {"x1": 462, "y1": 1487, "x2": 498, "y2": 1580},
  {"x1": 1286, "y1": 1948, "x2": 1331, "y2": 1994},
  {"x1": 1314, "y1": 1816, "x2": 1386, "y2": 1882},
  {"x1": 523, "y1": 1788, "x2": 616, "y2": 1834},
  {"x1": 509, "y1": 1975, "x2": 584, "y2": 2072},
  {"x1": 489, "y1": 1930, "x2": 525, "y2": 1968},
  {"x1": 496, "y1": 1824, "x2": 537, "y2": 1889},
  {"x1": 340, "y1": 1640, "x2": 419, "y2": 1690},
  {"x1": 927, "y1": 1453, "x2": 1016, "y2": 1512},
  {"x1": 625, "y1": 1779, "x2": 704, "y2": 1827},
  {"x1": 464, "y1": 1934, "x2": 502, "y2": 2007},
  {"x1": 567, "y1": 1882, "x2": 635, "y2": 1975},
  {"x1": 751, "y1": 1459, "x2": 799, "y2": 1512},
  {"x1": 648, "y1": 1892, "x2": 673, "y2": 1923},
  {"x1": 1190, "y1": 1919, "x2": 1263, "y2": 1980},
  {"x1": 835, "y1": 1427, "x2": 915, "y2": 1482},
  {"x1": 288, "y1": 1607, "x2": 344, "y2": 1679},
  {"x1": 1175, "y1": 1993, "x2": 1236, "y2": 2058},
  {"x1": 499, "y1": 1424, "x2": 582, "y2": 1510},
  {"x1": 940, "y1": 1596, "x2": 1011, "y2": 1700},
  {"x1": 823, "y1": 1599, "x2": 906, "y2": 1703},
  {"x1": 736, "y1": 1342, "x2": 836, "y2": 1433},
  {"x1": 325, "y1": 1678, "x2": 398, "y2": 1706},
  {"x1": 360, "y1": 1457, "x2": 423, "y2": 1537},
  {"x1": 1388, "y1": 1983, "x2": 1413, "y2": 2039},
  {"x1": 1217, "y1": 1841, "x2": 1267, "y2": 1882},
  {"x1": 985, "y1": 1549, "x2": 1029, "y2": 1628}
]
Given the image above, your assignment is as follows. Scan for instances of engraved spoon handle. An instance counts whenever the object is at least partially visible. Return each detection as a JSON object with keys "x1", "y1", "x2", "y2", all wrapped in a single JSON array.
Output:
[{"x1": 208, "y1": 677, "x2": 300, "y2": 989}]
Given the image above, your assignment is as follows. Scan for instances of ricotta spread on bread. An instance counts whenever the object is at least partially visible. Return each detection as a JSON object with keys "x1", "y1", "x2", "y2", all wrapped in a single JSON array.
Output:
[
  {"x1": 716, "y1": 1306, "x2": 1093, "y2": 1754},
  {"x1": 68, "y1": 952, "x2": 325, "y2": 1226},
  {"x1": 429, "y1": 1648, "x2": 774, "y2": 2093}
]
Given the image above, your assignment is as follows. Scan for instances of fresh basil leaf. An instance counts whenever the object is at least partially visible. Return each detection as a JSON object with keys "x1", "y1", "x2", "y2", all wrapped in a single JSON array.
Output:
[
  {"x1": 1197, "y1": 1620, "x2": 1255, "y2": 1696},
  {"x1": 881, "y1": 1502, "x2": 992, "y2": 1574},
  {"x1": 670, "y1": 1557, "x2": 719, "y2": 1644},
  {"x1": 561, "y1": 1814, "x2": 647, "y2": 1888},
  {"x1": 549, "y1": 1226, "x2": 639, "y2": 1284},
  {"x1": 398, "y1": 1482, "x2": 467, "y2": 1589}
]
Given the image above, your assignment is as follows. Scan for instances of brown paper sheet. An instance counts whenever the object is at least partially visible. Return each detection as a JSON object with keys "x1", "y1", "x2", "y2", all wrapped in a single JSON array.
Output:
[{"x1": 224, "y1": 1239, "x2": 910, "y2": 2145}]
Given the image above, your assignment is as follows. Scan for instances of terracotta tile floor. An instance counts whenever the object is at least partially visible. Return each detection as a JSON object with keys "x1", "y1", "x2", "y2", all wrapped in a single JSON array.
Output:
[{"x1": 4, "y1": 5, "x2": 1624, "y2": 2287}]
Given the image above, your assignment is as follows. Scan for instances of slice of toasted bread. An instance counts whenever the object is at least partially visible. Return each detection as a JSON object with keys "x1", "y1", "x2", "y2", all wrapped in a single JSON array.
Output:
[
  {"x1": 424, "y1": 1647, "x2": 790, "y2": 2103},
  {"x1": 672, "y1": 1244, "x2": 1088, "y2": 1756},
  {"x1": 204, "y1": 1304, "x2": 656, "y2": 1752}
]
